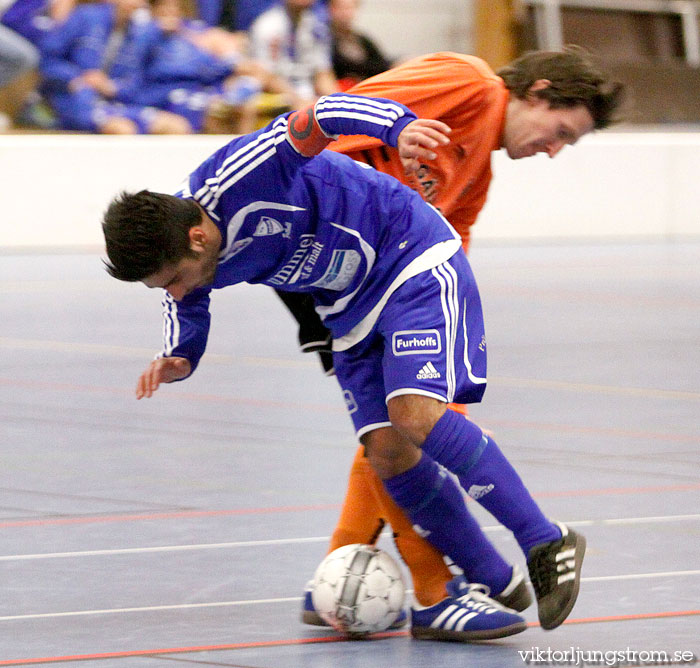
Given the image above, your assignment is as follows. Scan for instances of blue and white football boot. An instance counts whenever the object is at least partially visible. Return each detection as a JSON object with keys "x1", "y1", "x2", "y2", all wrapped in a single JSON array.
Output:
[{"x1": 410, "y1": 576, "x2": 527, "y2": 642}]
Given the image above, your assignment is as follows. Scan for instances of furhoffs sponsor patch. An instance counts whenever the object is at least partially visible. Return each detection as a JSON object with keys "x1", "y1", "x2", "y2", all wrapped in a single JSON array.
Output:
[{"x1": 391, "y1": 330, "x2": 441, "y2": 356}]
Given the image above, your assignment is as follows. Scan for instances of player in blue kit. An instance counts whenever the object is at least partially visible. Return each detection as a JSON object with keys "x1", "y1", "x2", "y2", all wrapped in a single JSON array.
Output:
[
  {"x1": 39, "y1": 0, "x2": 189, "y2": 134},
  {"x1": 102, "y1": 92, "x2": 584, "y2": 639}
]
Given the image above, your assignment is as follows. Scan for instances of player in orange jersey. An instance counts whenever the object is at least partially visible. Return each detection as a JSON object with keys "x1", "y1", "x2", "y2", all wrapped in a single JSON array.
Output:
[{"x1": 281, "y1": 48, "x2": 623, "y2": 639}]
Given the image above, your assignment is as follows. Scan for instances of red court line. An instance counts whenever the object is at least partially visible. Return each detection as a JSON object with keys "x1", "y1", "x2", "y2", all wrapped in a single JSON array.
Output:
[
  {"x1": 2, "y1": 482, "x2": 699, "y2": 529},
  {"x1": 0, "y1": 632, "x2": 406, "y2": 666},
  {"x1": 1, "y1": 610, "x2": 698, "y2": 666},
  {"x1": 0, "y1": 504, "x2": 342, "y2": 529}
]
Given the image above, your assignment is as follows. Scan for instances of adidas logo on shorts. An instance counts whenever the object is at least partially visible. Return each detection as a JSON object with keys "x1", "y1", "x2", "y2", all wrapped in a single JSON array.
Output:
[
  {"x1": 416, "y1": 362, "x2": 441, "y2": 379},
  {"x1": 467, "y1": 483, "x2": 495, "y2": 500}
]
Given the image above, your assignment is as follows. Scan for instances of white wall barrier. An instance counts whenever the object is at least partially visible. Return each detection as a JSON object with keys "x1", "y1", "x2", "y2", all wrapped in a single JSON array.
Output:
[
  {"x1": 354, "y1": 0, "x2": 473, "y2": 61},
  {"x1": 1, "y1": 132, "x2": 699, "y2": 250},
  {"x1": 479, "y1": 133, "x2": 700, "y2": 241}
]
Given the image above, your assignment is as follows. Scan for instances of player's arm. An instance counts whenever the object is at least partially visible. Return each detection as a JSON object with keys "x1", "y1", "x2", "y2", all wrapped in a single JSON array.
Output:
[
  {"x1": 136, "y1": 287, "x2": 212, "y2": 399},
  {"x1": 284, "y1": 93, "x2": 450, "y2": 169}
]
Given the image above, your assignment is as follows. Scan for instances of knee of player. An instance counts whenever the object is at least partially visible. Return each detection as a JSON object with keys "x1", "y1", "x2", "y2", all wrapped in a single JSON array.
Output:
[
  {"x1": 361, "y1": 427, "x2": 417, "y2": 479},
  {"x1": 387, "y1": 394, "x2": 446, "y2": 445},
  {"x1": 99, "y1": 117, "x2": 138, "y2": 135}
]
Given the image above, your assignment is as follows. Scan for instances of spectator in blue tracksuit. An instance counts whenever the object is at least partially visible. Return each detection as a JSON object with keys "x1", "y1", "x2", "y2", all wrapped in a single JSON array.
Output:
[
  {"x1": 39, "y1": 0, "x2": 189, "y2": 133},
  {"x1": 139, "y1": 0, "x2": 264, "y2": 133}
]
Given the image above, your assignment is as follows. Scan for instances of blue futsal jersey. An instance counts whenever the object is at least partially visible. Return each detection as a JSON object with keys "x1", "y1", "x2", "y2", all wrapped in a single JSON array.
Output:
[{"x1": 163, "y1": 94, "x2": 461, "y2": 373}]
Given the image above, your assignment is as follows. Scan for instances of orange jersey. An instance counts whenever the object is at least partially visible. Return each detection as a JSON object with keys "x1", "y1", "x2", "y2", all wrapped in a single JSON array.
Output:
[{"x1": 329, "y1": 52, "x2": 509, "y2": 250}]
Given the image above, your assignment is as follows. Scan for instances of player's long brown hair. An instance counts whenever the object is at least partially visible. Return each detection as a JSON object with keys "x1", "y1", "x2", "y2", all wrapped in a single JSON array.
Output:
[{"x1": 497, "y1": 46, "x2": 624, "y2": 129}]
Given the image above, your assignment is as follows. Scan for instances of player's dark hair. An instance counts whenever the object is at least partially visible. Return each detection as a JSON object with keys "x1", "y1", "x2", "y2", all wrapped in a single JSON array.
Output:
[
  {"x1": 102, "y1": 190, "x2": 201, "y2": 281},
  {"x1": 497, "y1": 46, "x2": 624, "y2": 129}
]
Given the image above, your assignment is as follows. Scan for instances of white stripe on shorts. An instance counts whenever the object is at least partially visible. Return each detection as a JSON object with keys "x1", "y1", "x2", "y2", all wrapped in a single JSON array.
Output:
[
  {"x1": 462, "y1": 304, "x2": 487, "y2": 385},
  {"x1": 385, "y1": 388, "x2": 447, "y2": 404},
  {"x1": 431, "y1": 262, "x2": 459, "y2": 402}
]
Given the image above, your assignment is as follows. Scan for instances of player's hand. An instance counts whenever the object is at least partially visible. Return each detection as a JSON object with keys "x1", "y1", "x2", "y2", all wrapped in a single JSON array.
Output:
[
  {"x1": 71, "y1": 69, "x2": 117, "y2": 97},
  {"x1": 135, "y1": 356, "x2": 191, "y2": 399},
  {"x1": 397, "y1": 119, "x2": 451, "y2": 174}
]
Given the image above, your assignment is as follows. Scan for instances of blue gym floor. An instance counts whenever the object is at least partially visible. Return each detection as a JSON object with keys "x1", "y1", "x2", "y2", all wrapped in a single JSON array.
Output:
[{"x1": 1, "y1": 241, "x2": 699, "y2": 666}]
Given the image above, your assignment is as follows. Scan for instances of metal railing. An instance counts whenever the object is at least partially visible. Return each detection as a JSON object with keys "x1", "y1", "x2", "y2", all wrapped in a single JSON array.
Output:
[{"x1": 521, "y1": 0, "x2": 700, "y2": 65}]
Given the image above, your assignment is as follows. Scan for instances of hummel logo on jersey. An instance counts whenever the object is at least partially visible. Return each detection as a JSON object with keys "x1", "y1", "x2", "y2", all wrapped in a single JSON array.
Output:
[
  {"x1": 416, "y1": 362, "x2": 440, "y2": 379},
  {"x1": 467, "y1": 483, "x2": 494, "y2": 500}
]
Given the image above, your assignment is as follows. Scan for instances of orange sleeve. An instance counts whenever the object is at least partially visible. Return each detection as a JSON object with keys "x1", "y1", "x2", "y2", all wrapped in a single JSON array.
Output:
[{"x1": 330, "y1": 53, "x2": 506, "y2": 155}]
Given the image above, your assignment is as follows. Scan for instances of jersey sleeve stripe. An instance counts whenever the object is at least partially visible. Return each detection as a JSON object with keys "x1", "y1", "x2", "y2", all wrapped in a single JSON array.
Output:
[
  {"x1": 197, "y1": 135, "x2": 277, "y2": 207},
  {"x1": 214, "y1": 118, "x2": 288, "y2": 180},
  {"x1": 316, "y1": 100, "x2": 402, "y2": 122},
  {"x1": 209, "y1": 146, "x2": 278, "y2": 209},
  {"x1": 194, "y1": 123, "x2": 287, "y2": 212},
  {"x1": 317, "y1": 95, "x2": 405, "y2": 117},
  {"x1": 316, "y1": 110, "x2": 394, "y2": 127},
  {"x1": 161, "y1": 292, "x2": 180, "y2": 357},
  {"x1": 194, "y1": 120, "x2": 287, "y2": 207}
]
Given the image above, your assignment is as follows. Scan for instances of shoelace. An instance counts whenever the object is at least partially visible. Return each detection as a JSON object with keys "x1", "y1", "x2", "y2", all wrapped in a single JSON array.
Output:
[{"x1": 454, "y1": 584, "x2": 511, "y2": 614}]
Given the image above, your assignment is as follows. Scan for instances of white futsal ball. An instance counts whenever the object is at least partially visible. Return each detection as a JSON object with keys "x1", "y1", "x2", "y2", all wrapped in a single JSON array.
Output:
[{"x1": 311, "y1": 543, "x2": 406, "y2": 635}]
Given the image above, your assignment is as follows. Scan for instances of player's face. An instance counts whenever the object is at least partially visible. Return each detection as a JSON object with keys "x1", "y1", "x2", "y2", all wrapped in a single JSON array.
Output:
[
  {"x1": 113, "y1": 0, "x2": 146, "y2": 14},
  {"x1": 330, "y1": 0, "x2": 359, "y2": 26},
  {"x1": 151, "y1": 0, "x2": 181, "y2": 19},
  {"x1": 502, "y1": 92, "x2": 594, "y2": 160},
  {"x1": 143, "y1": 229, "x2": 220, "y2": 301}
]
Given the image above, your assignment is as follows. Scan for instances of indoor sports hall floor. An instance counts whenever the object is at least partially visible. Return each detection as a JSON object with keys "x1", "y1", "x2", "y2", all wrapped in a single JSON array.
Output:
[{"x1": 1, "y1": 241, "x2": 699, "y2": 667}]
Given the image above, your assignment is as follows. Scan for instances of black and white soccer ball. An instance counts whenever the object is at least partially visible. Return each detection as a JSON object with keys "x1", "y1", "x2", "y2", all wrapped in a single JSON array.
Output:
[{"x1": 311, "y1": 543, "x2": 406, "y2": 635}]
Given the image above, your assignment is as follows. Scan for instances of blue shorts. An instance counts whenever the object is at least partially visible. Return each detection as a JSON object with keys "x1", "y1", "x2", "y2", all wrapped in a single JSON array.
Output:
[{"x1": 333, "y1": 250, "x2": 487, "y2": 438}]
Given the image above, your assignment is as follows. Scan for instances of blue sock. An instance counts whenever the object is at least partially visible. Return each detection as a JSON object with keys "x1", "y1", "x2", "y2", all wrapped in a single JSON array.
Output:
[
  {"x1": 422, "y1": 409, "x2": 561, "y2": 556},
  {"x1": 383, "y1": 451, "x2": 511, "y2": 594}
]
